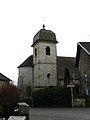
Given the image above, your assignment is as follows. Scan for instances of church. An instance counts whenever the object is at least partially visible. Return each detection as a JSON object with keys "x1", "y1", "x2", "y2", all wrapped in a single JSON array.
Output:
[{"x1": 17, "y1": 25, "x2": 79, "y2": 92}]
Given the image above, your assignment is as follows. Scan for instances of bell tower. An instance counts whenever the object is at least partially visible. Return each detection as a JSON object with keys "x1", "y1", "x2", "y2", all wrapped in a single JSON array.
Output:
[{"x1": 31, "y1": 25, "x2": 58, "y2": 88}]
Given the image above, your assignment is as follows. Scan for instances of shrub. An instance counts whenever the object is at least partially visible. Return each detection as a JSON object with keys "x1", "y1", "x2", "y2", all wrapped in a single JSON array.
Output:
[{"x1": 0, "y1": 84, "x2": 21, "y2": 119}]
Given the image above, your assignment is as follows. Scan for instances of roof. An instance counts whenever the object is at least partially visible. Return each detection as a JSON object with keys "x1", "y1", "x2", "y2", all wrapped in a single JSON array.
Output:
[
  {"x1": 57, "y1": 56, "x2": 79, "y2": 80},
  {"x1": 0, "y1": 73, "x2": 12, "y2": 81},
  {"x1": 18, "y1": 102, "x2": 29, "y2": 107},
  {"x1": 32, "y1": 28, "x2": 58, "y2": 47},
  {"x1": 78, "y1": 42, "x2": 90, "y2": 55},
  {"x1": 18, "y1": 55, "x2": 33, "y2": 68},
  {"x1": 8, "y1": 116, "x2": 26, "y2": 120},
  {"x1": 76, "y1": 42, "x2": 90, "y2": 67}
]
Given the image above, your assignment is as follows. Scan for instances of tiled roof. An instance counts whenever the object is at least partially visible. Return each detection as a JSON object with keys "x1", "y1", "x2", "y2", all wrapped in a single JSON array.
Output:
[
  {"x1": 0, "y1": 73, "x2": 12, "y2": 81},
  {"x1": 57, "y1": 56, "x2": 79, "y2": 80},
  {"x1": 18, "y1": 55, "x2": 33, "y2": 68},
  {"x1": 32, "y1": 28, "x2": 58, "y2": 46}
]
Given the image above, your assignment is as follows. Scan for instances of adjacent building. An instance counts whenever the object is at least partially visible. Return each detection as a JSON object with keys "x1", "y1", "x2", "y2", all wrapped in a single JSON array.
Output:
[
  {"x1": 76, "y1": 42, "x2": 90, "y2": 95},
  {"x1": 0, "y1": 73, "x2": 12, "y2": 88}
]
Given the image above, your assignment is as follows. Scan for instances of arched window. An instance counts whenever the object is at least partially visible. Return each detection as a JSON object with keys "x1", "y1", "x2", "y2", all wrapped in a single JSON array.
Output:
[
  {"x1": 46, "y1": 46, "x2": 50, "y2": 55},
  {"x1": 35, "y1": 48, "x2": 37, "y2": 57}
]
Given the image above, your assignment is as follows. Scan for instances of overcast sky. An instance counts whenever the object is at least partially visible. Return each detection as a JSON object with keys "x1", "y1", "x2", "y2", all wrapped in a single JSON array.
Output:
[{"x1": 0, "y1": 0, "x2": 90, "y2": 84}]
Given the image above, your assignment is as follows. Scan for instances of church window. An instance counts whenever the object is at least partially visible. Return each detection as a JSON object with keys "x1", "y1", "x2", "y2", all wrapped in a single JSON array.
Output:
[
  {"x1": 47, "y1": 73, "x2": 51, "y2": 78},
  {"x1": 35, "y1": 48, "x2": 37, "y2": 57},
  {"x1": 46, "y1": 46, "x2": 50, "y2": 55}
]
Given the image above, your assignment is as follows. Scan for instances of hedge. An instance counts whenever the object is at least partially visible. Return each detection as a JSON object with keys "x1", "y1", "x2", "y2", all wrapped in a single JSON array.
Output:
[{"x1": 33, "y1": 87, "x2": 71, "y2": 107}]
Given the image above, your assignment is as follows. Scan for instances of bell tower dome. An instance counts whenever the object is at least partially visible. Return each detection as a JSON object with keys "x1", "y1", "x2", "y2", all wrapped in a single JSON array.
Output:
[
  {"x1": 32, "y1": 25, "x2": 58, "y2": 87},
  {"x1": 32, "y1": 25, "x2": 58, "y2": 47}
]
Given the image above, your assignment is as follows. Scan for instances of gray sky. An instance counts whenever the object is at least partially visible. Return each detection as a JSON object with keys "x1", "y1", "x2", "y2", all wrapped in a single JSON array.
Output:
[{"x1": 0, "y1": 0, "x2": 90, "y2": 84}]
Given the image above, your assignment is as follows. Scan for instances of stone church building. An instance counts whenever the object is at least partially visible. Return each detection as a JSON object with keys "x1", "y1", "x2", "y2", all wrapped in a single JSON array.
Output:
[{"x1": 18, "y1": 26, "x2": 79, "y2": 92}]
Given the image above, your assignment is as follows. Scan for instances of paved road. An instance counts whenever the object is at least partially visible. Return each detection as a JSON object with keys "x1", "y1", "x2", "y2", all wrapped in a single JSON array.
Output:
[{"x1": 29, "y1": 108, "x2": 90, "y2": 120}]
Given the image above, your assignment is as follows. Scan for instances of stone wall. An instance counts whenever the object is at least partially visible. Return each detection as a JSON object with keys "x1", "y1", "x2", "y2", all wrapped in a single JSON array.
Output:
[
  {"x1": 73, "y1": 98, "x2": 85, "y2": 107},
  {"x1": 33, "y1": 42, "x2": 57, "y2": 87},
  {"x1": 79, "y1": 48, "x2": 90, "y2": 79},
  {"x1": 18, "y1": 67, "x2": 32, "y2": 87},
  {"x1": 34, "y1": 64, "x2": 57, "y2": 87},
  {"x1": 79, "y1": 48, "x2": 90, "y2": 94},
  {"x1": 33, "y1": 42, "x2": 57, "y2": 65}
]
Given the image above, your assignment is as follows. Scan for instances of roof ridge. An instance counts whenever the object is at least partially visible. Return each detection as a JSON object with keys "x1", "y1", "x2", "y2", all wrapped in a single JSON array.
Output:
[
  {"x1": 0, "y1": 73, "x2": 12, "y2": 81},
  {"x1": 78, "y1": 42, "x2": 90, "y2": 55}
]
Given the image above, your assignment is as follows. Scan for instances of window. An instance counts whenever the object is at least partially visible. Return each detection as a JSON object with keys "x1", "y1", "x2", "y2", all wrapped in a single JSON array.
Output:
[
  {"x1": 46, "y1": 46, "x2": 50, "y2": 55},
  {"x1": 35, "y1": 48, "x2": 37, "y2": 57},
  {"x1": 47, "y1": 73, "x2": 51, "y2": 78}
]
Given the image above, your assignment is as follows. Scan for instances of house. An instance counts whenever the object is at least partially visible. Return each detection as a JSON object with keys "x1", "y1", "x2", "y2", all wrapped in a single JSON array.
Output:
[
  {"x1": 17, "y1": 25, "x2": 79, "y2": 94},
  {"x1": 76, "y1": 42, "x2": 90, "y2": 96},
  {"x1": 0, "y1": 73, "x2": 12, "y2": 88}
]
